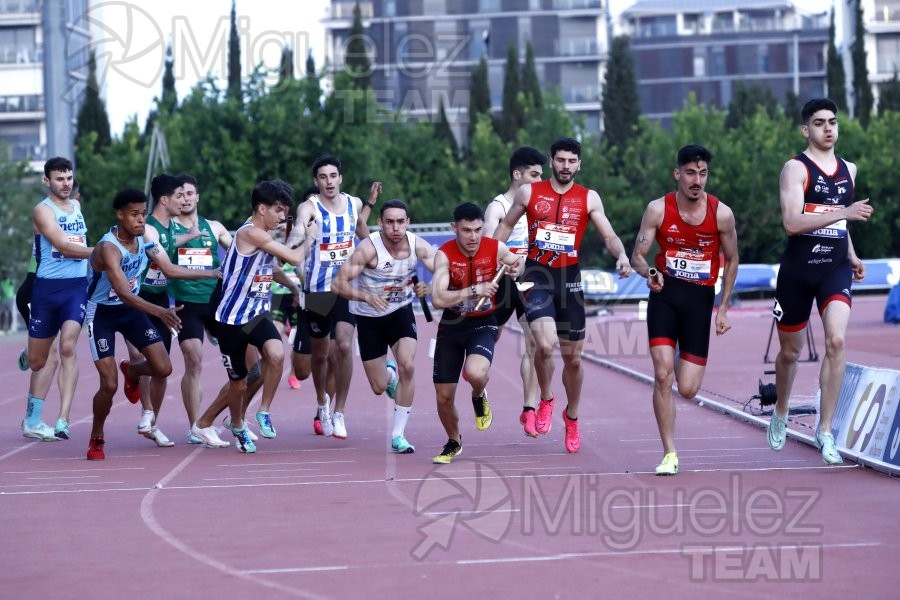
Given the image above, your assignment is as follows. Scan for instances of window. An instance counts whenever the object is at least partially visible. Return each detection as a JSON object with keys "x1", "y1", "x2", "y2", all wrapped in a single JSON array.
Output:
[{"x1": 877, "y1": 34, "x2": 900, "y2": 74}]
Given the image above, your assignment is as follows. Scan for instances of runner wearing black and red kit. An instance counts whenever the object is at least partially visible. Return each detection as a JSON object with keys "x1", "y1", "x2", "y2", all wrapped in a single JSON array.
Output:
[
  {"x1": 494, "y1": 137, "x2": 631, "y2": 455},
  {"x1": 766, "y1": 98, "x2": 874, "y2": 466},
  {"x1": 632, "y1": 144, "x2": 739, "y2": 476},
  {"x1": 430, "y1": 202, "x2": 521, "y2": 464}
]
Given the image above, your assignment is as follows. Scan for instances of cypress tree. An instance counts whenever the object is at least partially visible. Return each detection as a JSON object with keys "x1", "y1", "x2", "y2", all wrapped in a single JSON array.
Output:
[
  {"x1": 601, "y1": 36, "x2": 640, "y2": 152},
  {"x1": 434, "y1": 97, "x2": 459, "y2": 159},
  {"x1": 468, "y1": 56, "x2": 492, "y2": 144},
  {"x1": 499, "y1": 43, "x2": 524, "y2": 142},
  {"x1": 345, "y1": 2, "x2": 372, "y2": 89},
  {"x1": 521, "y1": 41, "x2": 542, "y2": 109},
  {"x1": 228, "y1": 0, "x2": 242, "y2": 102},
  {"x1": 75, "y1": 50, "x2": 111, "y2": 153},
  {"x1": 851, "y1": 0, "x2": 873, "y2": 126},
  {"x1": 279, "y1": 44, "x2": 295, "y2": 84}
]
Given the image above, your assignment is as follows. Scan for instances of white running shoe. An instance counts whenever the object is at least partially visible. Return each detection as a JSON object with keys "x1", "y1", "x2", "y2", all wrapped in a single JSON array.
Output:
[
  {"x1": 332, "y1": 411, "x2": 347, "y2": 439},
  {"x1": 142, "y1": 427, "x2": 175, "y2": 447},
  {"x1": 318, "y1": 403, "x2": 334, "y2": 437},
  {"x1": 190, "y1": 423, "x2": 230, "y2": 448},
  {"x1": 767, "y1": 410, "x2": 788, "y2": 452},
  {"x1": 814, "y1": 430, "x2": 844, "y2": 465},
  {"x1": 22, "y1": 420, "x2": 60, "y2": 442},
  {"x1": 137, "y1": 409, "x2": 154, "y2": 434}
]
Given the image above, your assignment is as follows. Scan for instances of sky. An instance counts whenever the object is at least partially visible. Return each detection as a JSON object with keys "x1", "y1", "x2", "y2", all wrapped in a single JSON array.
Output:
[{"x1": 93, "y1": 0, "x2": 831, "y2": 136}]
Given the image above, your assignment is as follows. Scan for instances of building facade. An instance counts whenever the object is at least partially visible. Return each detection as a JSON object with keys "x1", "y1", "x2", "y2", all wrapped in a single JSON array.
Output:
[
  {"x1": 323, "y1": 0, "x2": 609, "y2": 145},
  {"x1": 615, "y1": 0, "x2": 828, "y2": 125},
  {"x1": 0, "y1": 0, "x2": 89, "y2": 169},
  {"x1": 846, "y1": 0, "x2": 900, "y2": 113}
]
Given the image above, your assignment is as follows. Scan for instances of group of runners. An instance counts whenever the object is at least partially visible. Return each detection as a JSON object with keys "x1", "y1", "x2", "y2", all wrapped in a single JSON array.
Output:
[{"x1": 16, "y1": 97, "x2": 872, "y2": 472}]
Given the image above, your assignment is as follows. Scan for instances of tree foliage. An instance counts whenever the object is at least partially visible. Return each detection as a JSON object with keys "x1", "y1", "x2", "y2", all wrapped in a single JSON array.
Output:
[
  {"x1": 0, "y1": 148, "x2": 40, "y2": 279},
  {"x1": 345, "y1": 2, "x2": 372, "y2": 89},
  {"x1": 602, "y1": 36, "x2": 641, "y2": 156},
  {"x1": 228, "y1": 0, "x2": 242, "y2": 104},
  {"x1": 467, "y1": 56, "x2": 492, "y2": 145},
  {"x1": 826, "y1": 9, "x2": 848, "y2": 113},
  {"x1": 521, "y1": 42, "x2": 542, "y2": 110},
  {"x1": 75, "y1": 50, "x2": 111, "y2": 154},
  {"x1": 725, "y1": 82, "x2": 780, "y2": 130},
  {"x1": 499, "y1": 43, "x2": 524, "y2": 142},
  {"x1": 852, "y1": 0, "x2": 874, "y2": 126}
]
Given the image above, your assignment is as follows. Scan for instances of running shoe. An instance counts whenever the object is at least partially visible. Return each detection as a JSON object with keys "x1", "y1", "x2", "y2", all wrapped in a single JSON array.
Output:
[
  {"x1": 473, "y1": 390, "x2": 492, "y2": 431},
  {"x1": 142, "y1": 427, "x2": 175, "y2": 447},
  {"x1": 187, "y1": 430, "x2": 203, "y2": 444},
  {"x1": 385, "y1": 360, "x2": 399, "y2": 400},
  {"x1": 86, "y1": 436, "x2": 105, "y2": 460},
  {"x1": 519, "y1": 409, "x2": 538, "y2": 438},
  {"x1": 767, "y1": 410, "x2": 788, "y2": 452},
  {"x1": 313, "y1": 414, "x2": 324, "y2": 436},
  {"x1": 223, "y1": 416, "x2": 258, "y2": 441},
  {"x1": 17, "y1": 349, "x2": 28, "y2": 372},
  {"x1": 54, "y1": 419, "x2": 70, "y2": 440},
  {"x1": 190, "y1": 423, "x2": 230, "y2": 448},
  {"x1": 231, "y1": 426, "x2": 257, "y2": 453},
  {"x1": 137, "y1": 409, "x2": 154, "y2": 434},
  {"x1": 255, "y1": 411, "x2": 277, "y2": 439},
  {"x1": 22, "y1": 420, "x2": 59, "y2": 442},
  {"x1": 332, "y1": 411, "x2": 347, "y2": 439},
  {"x1": 655, "y1": 452, "x2": 679, "y2": 476},
  {"x1": 562, "y1": 408, "x2": 580, "y2": 453},
  {"x1": 536, "y1": 396, "x2": 555, "y2": 434},
  {"x1": 433, "y1": 438, "x2": 462, "y2": 464},
  {"x1": 814, "y1": 430, "x2": 844, "y2": 465},
  {"x1": 287, "y1": 374, "x2": 301, "y2": 389},
  {"x1": 391, "y1": 435, "x2": 415, "y2": 454},
  {"x1": 119, "y1": 360, "x2": 141, "y2": 403},
  {"x1": 318, "y1": 402, "x2": 334, "y2": 437}
]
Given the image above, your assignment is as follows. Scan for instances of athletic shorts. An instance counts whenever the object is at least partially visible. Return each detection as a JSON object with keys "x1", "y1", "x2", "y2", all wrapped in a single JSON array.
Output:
[
  {"x1": 86, "y1": 303, "x2": 160, "y2": 361},
  {"x1": 521, "y1": 260, "x2": 586, "y2": 341},
  {"x1": 773, "y1": 259, "x2": 852, "y2": 332},
  {"x1": 292, "y1": 308, "x2": 313, "y2": 355},
  {"x1": 217, "y1": 315, "x2": 280, "y2": 381},
  {"x1": 16, "y1": 272, "x2": 35, "y2": 323},
  {"x1": 270, "y1": 293, "x2": 299, "y2": 327},
  {"x1": 138, "y1": 289, "x2": 172, "y2": 353},
  {"x1": 303, "y1": 291, "x2": 355, "y2": 339},
  {"x1": 432, "y1": 314, "x2": 498, "y2": 384},
  {"x1": 647, "y1": 275, "x2": 715, "y2": 366},
  {"x1": 356, "y1": 303, "x2": 417, "y2": 362},
  {"x1": 175, "y1": 300, "x2": 219, "y2": 343},
  {"x1": 493, "y1": 274, "x2": 526, "y2": 327},
  {"x1": 28, "y1": 276, "x2": 87, "y2": 338}
]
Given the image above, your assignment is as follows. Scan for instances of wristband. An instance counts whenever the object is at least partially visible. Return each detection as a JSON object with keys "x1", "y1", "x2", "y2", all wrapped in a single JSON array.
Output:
[{"x1": 364, "y1": 201, "x2": 375, "y2": 209}]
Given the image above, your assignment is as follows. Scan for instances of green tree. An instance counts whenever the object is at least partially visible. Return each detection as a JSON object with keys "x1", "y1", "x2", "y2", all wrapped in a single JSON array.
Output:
[
  {"x1": 306, "y1": 49, "x2": 316, "y2": 78},
  {"x1": 0, "y1": 148, "x2": 40, "y2": 279},
  {"x1": 826, "y1": 9, "x2": 848, "y2": 113},
  {"x1": 521, "y1": 41, "x2": 542, "y2": 110},
  {"x1": 499, "y1": 43, "x2": 524, "y2": 142},
  {"x1": 345, "y1": 2, "x2": 372, "y2": 89},
  {"x1": 75, "y1": 50, "x2": 111, "y2": 154},
  {"x1": 278, "y1": 44, "x2": 294, "y2": 86},
  {"x1": 434, "y1": 97, "x2": 459, "y2": 159},
  {"x1": 143, "y1": 44, "x2": 178, "y2": 136},
  {"x1": 852, "y1": 0, "x2": 874, "y2": 126},
  {"x1": 784, "y1": 90, "x2": 803, "y2": 125},
  {"x1": 467, "y1": 56, "x2": 492, "y2": 145},
  {"x1": 725, "y1": 81, "x2": 780, "y2": 129},
  {"x1": 228, "y1": 0, "x2": 242, "y2": 103},
  {"x1": 602, "y1": 36, "x2": 641, "y2": 155},
  {"x1": 878, "y1": 71, "x2": 900, "y2": 112}
]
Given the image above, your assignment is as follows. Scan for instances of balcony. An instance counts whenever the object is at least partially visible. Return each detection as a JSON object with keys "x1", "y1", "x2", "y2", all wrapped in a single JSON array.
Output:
[
  {"x1": 331, "y1": 1, "x2": 373, "y2": 20},
  {"x1": 554, "y1": 37, "x2": 600, "y2": 57},
  {"x1": 0, "y1": 0, "x2": 39, "y2": 15},
  {"x1": 0, "y1": 93, "x2": 42, "y2": 113}
]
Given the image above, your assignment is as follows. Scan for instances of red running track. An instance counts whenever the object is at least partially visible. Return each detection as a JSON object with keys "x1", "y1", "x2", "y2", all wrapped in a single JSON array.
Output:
[{"x1": 0, "y1": 294, "x2": 897, "y2": 599}]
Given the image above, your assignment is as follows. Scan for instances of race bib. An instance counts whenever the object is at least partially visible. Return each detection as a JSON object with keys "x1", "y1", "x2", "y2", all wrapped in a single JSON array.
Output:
[
  {"x1": 250, "y1": 271, "x2": 274, "y2": 299},
  {"x1": 665, "y1": 250, "x2": 712, "y2": 281},
  {"x1": 177, "y1": 247, "x2": 214, "y2": 269},
  {"x1": 318, "y1": 240, "x2": 354, "y2": 267},
  {"x1": 535, "y1": 223, "x2": 576, "y2": 255},
  {"x1": 144, "y1": 263, "x2": 167, "y2": 288},
  {"x1": 508, "y1": 243, "x2": 528, "y2": 257},
  {"x1": 50, "y1": 234, "x2": 86, "y2": 260},
  {"x1": 384, "y1": 280, "x2": 412, "y2": 304},
  {"x1": 803, "y1": 204, "x2": 847, "y2": 238}
]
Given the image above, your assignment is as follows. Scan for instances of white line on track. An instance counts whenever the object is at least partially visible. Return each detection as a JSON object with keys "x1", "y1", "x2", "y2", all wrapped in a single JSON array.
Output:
[
  {"x1": 216, "y1": 460, "x2": 355, "y2": 467},
  {"x1": 201, "y1": 473, "x2": 355, "y2": 482},
  {"x1": 4, "y1": 466, "x2": 145, "y2": 474}
]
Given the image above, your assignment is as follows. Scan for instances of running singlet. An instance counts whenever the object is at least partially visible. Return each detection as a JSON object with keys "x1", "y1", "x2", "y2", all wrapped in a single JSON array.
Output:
[
  {"x1": 139, "y1": 215, "x2": 174, "y2": 295},
  {"x1": 34, "y1": 197, "x2": 88, "y2": 279},
  {"x1": 439, "y1": 237, "x2": 499, "y2": 317},
  {"x1": 351, "y1": 231, "x2": 419, "y2": 318},
  {"x1": 304, "y1": 194, "x2": 357, "y2": 293},
  {"x1": 525, "y1": 179, "x2": 589, "y2": 268},
  {"x1": 216, "y1": 222, "x2": 276, "y2": 326},
  {"x1": 168, "y1": 216, "x2": 220, "y2": 302},
  {"x1": 491, "y1": 193, "x2": 528, "y2": 257},
  {"x1": 86, "y1": 228, "x2": 152, "y2": 309},
  {"x1": 653, "y1": 192, "x2": 721, "y2": 286},
  {"x1": 783, "y1": 153, "x2": 853, "y2": 265}
]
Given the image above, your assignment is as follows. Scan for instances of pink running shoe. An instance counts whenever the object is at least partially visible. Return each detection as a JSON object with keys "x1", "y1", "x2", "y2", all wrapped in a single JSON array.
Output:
[
  {"x1": 562, "y1": 408, "x2": 580, "y2": 453},
  {"x1": 288, "y1": 375, "x2": 301, "y2": 390},
  {"x1": 519, "y1": 409, "x2": 538, "y2": 438},
  {"x1": 535, "y1": 396, "x2": 555, "y2": 434}
]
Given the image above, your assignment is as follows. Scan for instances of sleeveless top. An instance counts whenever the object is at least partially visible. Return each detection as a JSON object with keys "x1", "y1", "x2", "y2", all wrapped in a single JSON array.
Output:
[
  {"x1": 783, "y1": 153, "x2": 853, "y2": 267},
  {"x1": 139, "y1": 214, "x2": 174, "y2": 295},
  {"x1": 654, "y1": 192, "x2": 721, "y2": 286},
  {"x1": 439, "y1": 237, "x2": 499, "y2": 318},
  {"x1": 525, "y1": 179, "x2": 589, "y2": 268},
  {"x1": 215, "y1": 222, "x2": 276, "y2": 326},
  {"x1": 86, "y1": 228, "x2": 152, "y2": 313},
  {"x1": 351, "y1": 231, "x2": 419, "y2": 317},
  {"x1": 304, "y1": 194, "x2": 357, "y2": 293},
  {"x1": 168, "y1": 216, "x2": 220, "y2": 303},
  {"x1": 491, "y1": 193, "x2": 528, "y2": 257},
  {"x1": 35, "y1": 197, "x2": 88, "y2": 279}
]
